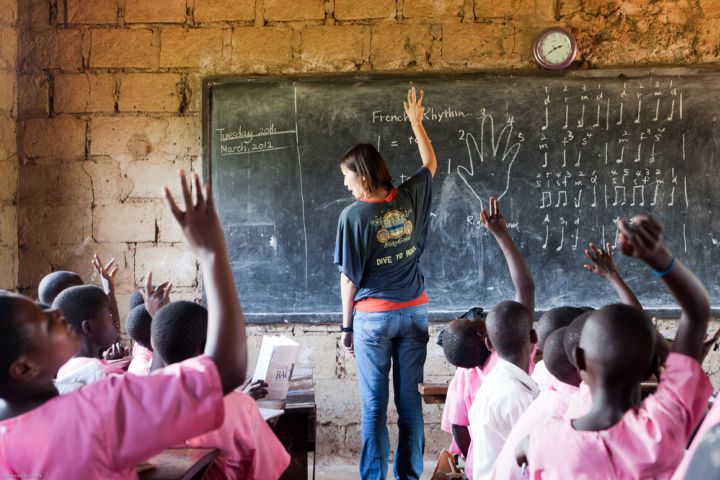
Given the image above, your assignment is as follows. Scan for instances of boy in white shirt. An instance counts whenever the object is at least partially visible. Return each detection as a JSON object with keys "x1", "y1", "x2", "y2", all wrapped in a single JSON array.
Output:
[
  {"x1": 468, "y1": 300, "x2": 539, "y2": 480},
  {"x1": 467, "y1": 197, "x2": 539, "y2": 480}
]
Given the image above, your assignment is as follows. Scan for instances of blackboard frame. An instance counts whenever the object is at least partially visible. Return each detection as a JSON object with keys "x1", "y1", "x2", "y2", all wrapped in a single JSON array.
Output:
[{"x1": 201, "y1": 68, "x2": 720, "y2": 323}]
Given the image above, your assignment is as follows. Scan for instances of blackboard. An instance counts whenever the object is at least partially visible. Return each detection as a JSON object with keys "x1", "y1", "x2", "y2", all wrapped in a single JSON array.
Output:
[{"x1": 202, "y1": 70, "x2": 720, "y2": 322}]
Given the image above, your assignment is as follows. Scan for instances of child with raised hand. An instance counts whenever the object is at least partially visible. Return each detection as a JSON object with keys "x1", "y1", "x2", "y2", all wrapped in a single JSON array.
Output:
[
  {"x1": 522, "y1": 214, "x2": 712, "y2": 479},
  {"x1": 126, "y1": 273, "x2": 172, "y2": 376},
  {"x1": 150, "y1": 300, "x2": 289, "y2": 480},
  {"x1": 493, "y1": 326, "x2": 580, "y2": 480},
  {"x1": 467, "y1": 196, "x2": 538, "y2": 480},
  {"x1": 0, "y1": 171, "x2": 248, "y2": 478}
]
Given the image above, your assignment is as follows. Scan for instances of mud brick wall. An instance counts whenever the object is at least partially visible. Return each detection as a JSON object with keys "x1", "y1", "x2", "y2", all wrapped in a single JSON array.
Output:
[
  {"x1": 7, "y1": 0, "x2": 720, "y2": 462},
  {"x1": 0, "y1": 0, "x2": 16, "y2": 290}
]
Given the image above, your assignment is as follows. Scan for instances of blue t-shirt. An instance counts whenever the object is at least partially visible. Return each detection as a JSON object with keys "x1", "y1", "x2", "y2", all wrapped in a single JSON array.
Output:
[{"x1": 334, "y1": 166, "x2": 433, "y2": 303}]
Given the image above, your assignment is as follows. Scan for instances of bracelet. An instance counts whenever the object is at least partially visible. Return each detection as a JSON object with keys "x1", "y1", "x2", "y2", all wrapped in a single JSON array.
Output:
[
  {"x1": 340, "y1": 326, "x2": 353, "y2": 333},
  {"x1": 651, "y1": 256, "x2": 675, "y2": 277}
]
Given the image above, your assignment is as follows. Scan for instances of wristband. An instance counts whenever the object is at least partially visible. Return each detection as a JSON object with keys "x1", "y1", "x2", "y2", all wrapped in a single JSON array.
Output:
[
  {"x1": 651, "y1": 255, "x2": 675, "y2": 277},
  {"x1": 340, "y1": 326, "x2": 353, "y2": 333}
]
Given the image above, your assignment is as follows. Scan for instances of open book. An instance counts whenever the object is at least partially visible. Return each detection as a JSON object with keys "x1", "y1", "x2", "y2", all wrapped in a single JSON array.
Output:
[{"x1": 251, "y1": 336, "x2": 300, "y2": 402}]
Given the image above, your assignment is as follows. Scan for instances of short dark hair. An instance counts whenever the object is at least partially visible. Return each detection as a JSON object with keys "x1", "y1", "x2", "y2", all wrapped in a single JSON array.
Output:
[
  {"x1": 563, "y1": 310, "x2": 594, "y2": 368},
  {"x1": 0, "y1": 295, "x2": 30, "y2": 384},
  {"x1": 38, "y1": 271, "x2": 83, "y2": 305},
  {"x1": 52, "y1": 285, "x2": 108, "y2": 331},
  {"x1": 536, "y1": 306, "x2": 585, "y2": 352},
  {"x1": 340, "y1": 144, "x2": 393, "y2": 195},
  {"x1": 126, "y1": 305, "x2": 152, "y2": 349},
  {"x1": 442, "y1": 318, "x2": 490, "y2": 369},
  {"x1": 543, "y1": 327, "x2": 577, "y2": 385},
  {"x1": 151, "y1": 301, "x2": 208, "y2": 365},
  {"x1": 486, "y1": 300, "x2": 533, "y2": 357},
  {"x1": 128, "y1": 289, "x2": 145, "y2": 310},
  {"x1": 580, "y1": 304, "x2": 655, "y2": 386}
]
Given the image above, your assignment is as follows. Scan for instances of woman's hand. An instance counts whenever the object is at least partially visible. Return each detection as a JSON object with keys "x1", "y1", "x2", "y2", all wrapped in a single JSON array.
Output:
[
  {"x1": 403, "y1": 87, "x2": 424, "y2": 126},
  {"x1": 342, "y1": 331, "x2": 354, "y2": 357}
]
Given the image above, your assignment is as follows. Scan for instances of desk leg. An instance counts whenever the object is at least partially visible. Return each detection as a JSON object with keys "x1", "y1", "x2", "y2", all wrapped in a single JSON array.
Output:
[{"x1": 272, "y1": 409, "x2": 316, "y2": 480}]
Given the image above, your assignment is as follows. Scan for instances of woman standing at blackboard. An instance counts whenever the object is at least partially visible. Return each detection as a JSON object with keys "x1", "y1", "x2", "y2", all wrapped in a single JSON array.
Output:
[{"x1": 334, "y1": 87, "x2": 437, "y2": 480}]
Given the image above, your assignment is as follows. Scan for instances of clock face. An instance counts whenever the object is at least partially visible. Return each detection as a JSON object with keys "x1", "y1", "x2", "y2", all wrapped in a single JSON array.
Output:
[{"x1": 534, "y1": 28, "x2": 576, "y2": 69}]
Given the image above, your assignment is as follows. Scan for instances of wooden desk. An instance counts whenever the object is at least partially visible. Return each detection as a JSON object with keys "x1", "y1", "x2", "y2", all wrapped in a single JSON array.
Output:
[
  {"x1": 420, "y1": 383, "x2": 449, "y2": 404},
  {"x1": 139, "y1": 448, "x2": 218, "y2": 480},
  {"x1": 271, "y1": 388, "x2": 316, "y2": 480}
]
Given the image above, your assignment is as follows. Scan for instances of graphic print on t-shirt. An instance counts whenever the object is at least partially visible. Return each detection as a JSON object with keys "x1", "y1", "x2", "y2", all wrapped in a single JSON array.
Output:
[{"x1": 372, "y1": 208, "x2": 414, "y2": 247}]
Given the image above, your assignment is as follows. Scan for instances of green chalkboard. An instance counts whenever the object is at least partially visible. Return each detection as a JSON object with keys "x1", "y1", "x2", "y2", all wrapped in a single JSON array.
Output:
[{"x1": 203, "y1": 70, "x2": 720, "y2": 322}]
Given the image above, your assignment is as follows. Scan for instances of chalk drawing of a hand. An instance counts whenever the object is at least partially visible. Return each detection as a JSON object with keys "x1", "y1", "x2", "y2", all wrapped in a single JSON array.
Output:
[{"x1": 456, "y1": 112, "x2": 522, "y2": 210}]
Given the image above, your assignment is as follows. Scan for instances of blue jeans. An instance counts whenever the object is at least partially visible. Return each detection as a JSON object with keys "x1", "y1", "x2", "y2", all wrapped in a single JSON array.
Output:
[{"x1": 354, "y1": 304, "x2": 429, "y2": 480}]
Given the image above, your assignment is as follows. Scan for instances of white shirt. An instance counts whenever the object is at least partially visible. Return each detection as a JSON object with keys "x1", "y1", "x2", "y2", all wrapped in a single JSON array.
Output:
[
  {"x1": 530, "y1": 359, "x2": 555, "y2": 391},
  {"x1": 468, "y1": 358, "x2": 539, "y2": 480}
]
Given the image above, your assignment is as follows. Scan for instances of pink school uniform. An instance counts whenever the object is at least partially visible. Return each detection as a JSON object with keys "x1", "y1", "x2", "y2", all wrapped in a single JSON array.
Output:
[
  {"x1": 527, "y1": 353, "x2": 712, "y2": 480},
  {"x1": 562, "y1": 381, "x2": 592, "y2": 420},
  {"x1": 185, "y1": 391, "x2": 290, "y2": 480},
  {"x1": 128, "y1": 344, "x2": 153, "y2": 376},
  {"x1": 0, "y1": 355, "x2": 225, "y2": 479},
  {"x1": 492, "y1": 379, "x2": 578, "y2": 480},
  {"x1": 441, "y1": 353, "x2": 498, "y2": 479},
  {"x1": 530, "y1": 360, "x2": 555, "y2": 391},
  {"x1": 55, "y1": 356, "x2": 127, "y2": 394},
  {"x1": 671, "y1": 393, "x2": 720, "y2": 479}
]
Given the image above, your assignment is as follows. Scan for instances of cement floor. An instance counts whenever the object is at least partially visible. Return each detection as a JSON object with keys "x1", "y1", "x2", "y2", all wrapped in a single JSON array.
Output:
[{"x1": 309, "y1": 460, "x2": 437, "y2": 479}]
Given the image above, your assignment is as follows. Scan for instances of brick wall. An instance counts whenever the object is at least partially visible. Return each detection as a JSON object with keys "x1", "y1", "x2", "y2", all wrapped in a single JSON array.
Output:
[
  {"x1": 0, "y1": 0, "x2": 16, "y2": 290},
  {"x1": 11, "y1": 0, "x2": 720, "y2": 463}
]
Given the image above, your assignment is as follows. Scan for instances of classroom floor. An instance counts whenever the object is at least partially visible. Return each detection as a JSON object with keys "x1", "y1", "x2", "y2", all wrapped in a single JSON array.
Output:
[{"x1": 310, "y1": 460, "x2": 436, "y2": 479}]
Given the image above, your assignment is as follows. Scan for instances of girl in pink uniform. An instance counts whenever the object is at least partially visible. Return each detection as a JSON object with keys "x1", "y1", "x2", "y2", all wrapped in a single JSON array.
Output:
[
  {"x1": 0, "y1": 172, "x2": 249, "y2": 479},
  {"x1": 520, "y1": 215, "x2": 712, "y2": 479},
  {"x1": 150, "y1": 300, "x2": 290, "y2": 480}
]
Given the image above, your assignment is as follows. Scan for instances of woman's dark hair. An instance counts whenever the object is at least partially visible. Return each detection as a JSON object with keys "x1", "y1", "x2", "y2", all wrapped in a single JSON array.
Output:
[{"x1": 340, "y1": 144, "x2": 393, "y2": 195}]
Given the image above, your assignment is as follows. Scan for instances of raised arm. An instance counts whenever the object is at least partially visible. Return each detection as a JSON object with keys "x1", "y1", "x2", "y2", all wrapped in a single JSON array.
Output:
[
  {"x1": 481, "y1": 196, "x2": 535, "y2": 313},
  {"x1": 618, "y1": 215, "x2": 710, "y2": 362},
  {"x1": 583, "y1": 242, "x2": 641, "y2": 309},
  {"x1": 403, "y1": 87, "x2": 437, "y2": 177},
  {"x1": 92, "y1": 254, "x2": 121, "y2": 332},
  {"x1": 164, "y1": 171, "x2": 247, "y2": 394}
]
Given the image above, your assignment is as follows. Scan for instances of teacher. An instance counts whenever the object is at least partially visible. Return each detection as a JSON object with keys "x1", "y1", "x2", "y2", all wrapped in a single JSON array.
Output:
[{"x1": 334, "y1": 87, "x2": 437, "y2": 480}]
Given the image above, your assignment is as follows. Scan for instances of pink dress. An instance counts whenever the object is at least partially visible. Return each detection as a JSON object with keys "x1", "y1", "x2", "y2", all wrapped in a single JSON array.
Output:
[
  {"x1": 527, "y1": 353, "x2": 712, "y2": 479},
  {"x1": 492, "y1": 379, "x2": 578, "y2": 480},
  {"x1": 671, "y1": 393, "x2": 720, "y2": 479},
  {"x1": 441, "y1": 353, "x2": 498, "y2": 479},
  {"x1": 186, "y1": 391, "x2": 290, "y2": 480},
  {"x1": 530, "y1": 360, "x2": 555, "y2": 391},
  {"x1": 0, "y1": 355, "x2": 225, "y2": 479},
  {"x1": 55, "y1": 356, "x2": 127, "y2": 394},
  {"x1": 128, "y1": 344, "x2": 153, "y2": 376}
]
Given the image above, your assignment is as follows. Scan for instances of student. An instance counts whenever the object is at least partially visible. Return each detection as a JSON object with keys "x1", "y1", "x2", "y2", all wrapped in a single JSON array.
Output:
[
  {"x1": 439, "y1": 312, "x2": 496, "y2": 478},
  {"x1": 522, "y1": 214, "x2": 712, "y2": 479},
  {"x1": 467, "y1": 197, "x2": 538, "y2": 480},
  {"x1": 127, "y1": 275, "x2": 172, "y2": 376},
  {"x1": 560, "y1": 311, "x2": 594, "y2": 420},
  {"x1": 493, "y1": 326, "x2": 580, "y2": 479},
  {"x1": 0, "y1": 171, "x2": 248, "y2": 477},
  {"x1": 126, "y1": 304, "x2": 153, "y2": 376},
  {"x1": 150, "y1": 300, "x2": 290, "y2": 480},
  {"x1": 51, "y1": 284, "x2": 127, "y2": 392},
  {"x1": 532, "y1": 306, "x2": 584, "y2": 390},
  {"x1": 37, "y1": 270, "x2": 83, "y2": 306}
]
